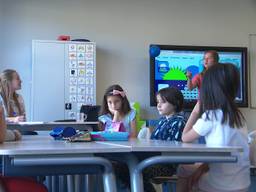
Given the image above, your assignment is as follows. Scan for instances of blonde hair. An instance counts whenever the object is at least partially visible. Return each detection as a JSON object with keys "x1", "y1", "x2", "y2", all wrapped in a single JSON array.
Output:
[{"x1": 0, "y1": 69, "x2": 22, "y2": 116}]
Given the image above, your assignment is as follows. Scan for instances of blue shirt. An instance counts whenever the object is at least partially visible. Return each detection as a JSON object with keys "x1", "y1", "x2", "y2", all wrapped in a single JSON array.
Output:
[{"x1": 150, "y1": 114, "x2": 186, "y2": 141}]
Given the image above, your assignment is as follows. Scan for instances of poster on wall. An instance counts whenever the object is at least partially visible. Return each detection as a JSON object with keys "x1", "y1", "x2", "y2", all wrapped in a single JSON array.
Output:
[{"x1": 66, "y1": 42, "x2": 96, "y2": 120}]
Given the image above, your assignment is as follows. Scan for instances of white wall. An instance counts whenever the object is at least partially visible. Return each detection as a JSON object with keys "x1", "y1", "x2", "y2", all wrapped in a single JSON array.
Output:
[
  {"x1": 0, "y1": 0, "x2": 3, "y2": 69},
  {"x1": 1, "y1": 0, "x2": 256, "y2": 129}
]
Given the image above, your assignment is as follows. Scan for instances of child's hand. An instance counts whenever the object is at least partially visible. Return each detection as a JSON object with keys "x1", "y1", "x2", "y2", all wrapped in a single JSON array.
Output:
[
  {"x1": 113, "y1": 110, "x2": 121, "y2": 117},
  {"x1": 113, "y1": 110, "x2": 122, "y2": 122},
  {"x1": 13, "y1": 130, "x2": 22, "y2": 141},
  {"x1": 17, "y1": 115, "x2": 26, "y2": 122},
  {"x1": 108, "y1": 107, "x2": 116, "y2": 115},
  {"x1": 13, "y1": 115, "x2": 26, "y2": 123},
  {"x1": 186, "y1": 71, "x2": 192, "y2": 79}
]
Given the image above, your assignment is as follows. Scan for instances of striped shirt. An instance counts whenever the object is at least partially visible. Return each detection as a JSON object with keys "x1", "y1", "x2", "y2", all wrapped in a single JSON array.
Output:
[{"x1": 150, "y1": 114, "x2": 186, "y2": 141}]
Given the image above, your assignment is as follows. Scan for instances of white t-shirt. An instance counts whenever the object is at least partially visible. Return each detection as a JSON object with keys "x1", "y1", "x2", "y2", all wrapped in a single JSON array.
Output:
[{"x1": 193, "y1": 109, "x2": 250, "y2": 191}]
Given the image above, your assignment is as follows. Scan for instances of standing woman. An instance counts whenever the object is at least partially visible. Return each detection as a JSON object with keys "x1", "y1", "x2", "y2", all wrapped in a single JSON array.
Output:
[
  {"x1": 0, "y1": 69, "x2": 26, "y2": 123},
  {"x1": 186, "y1": 50, "x2": 219, "y2": 92}
]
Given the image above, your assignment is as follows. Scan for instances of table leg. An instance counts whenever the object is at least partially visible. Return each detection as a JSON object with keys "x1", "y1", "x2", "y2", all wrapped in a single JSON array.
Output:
[
  {"x1": 7, "y1": 156, "x2": 117, "y2": 192},
  {"x1": 132, "y1": 155, "x2": 237, "y2": 192}
]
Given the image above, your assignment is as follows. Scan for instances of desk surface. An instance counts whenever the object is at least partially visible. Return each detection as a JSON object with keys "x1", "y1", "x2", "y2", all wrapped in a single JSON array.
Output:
[
  {"x1": 99, "y1": 139, "x2": 243, "y2": 153},
  {"x1": 7, "y1": 121, "x2": 99, "y2": 126},
  {"x1": 7, "y1": 121, "x2": 99, "y2": 131},
  {"x1": 0, "y1": 135, "x2": 130, "y2": 155},
  {"x1": 0, "y1": 136, "x2": 243, "y2": 192},
  {"x1": 0, "y1": 135, "x2": 242, "y2": 155}
]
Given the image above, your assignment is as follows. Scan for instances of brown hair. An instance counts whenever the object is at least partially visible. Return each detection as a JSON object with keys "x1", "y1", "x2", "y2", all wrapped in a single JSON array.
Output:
[
  {"x1": 200, "y1": 63, "x2": 244, "y2": 128},
  {"x1": 100, "y1": 84, "x2": 131, "y2": 117},
  {"x1": 157, "y1": 87, "x2": 184, "y2": 112}
]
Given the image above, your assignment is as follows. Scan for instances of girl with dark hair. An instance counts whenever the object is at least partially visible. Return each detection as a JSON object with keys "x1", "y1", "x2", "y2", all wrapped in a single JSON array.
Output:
[
  {"x1": 177, "y1": 63, "x2": 250, "y2": 192},
  {"x1": 98, "y1": 84, "x2": 136, "y2": 190},
  {"x1": 98, "y1": 84, "x2": 137, "y2": 138}
]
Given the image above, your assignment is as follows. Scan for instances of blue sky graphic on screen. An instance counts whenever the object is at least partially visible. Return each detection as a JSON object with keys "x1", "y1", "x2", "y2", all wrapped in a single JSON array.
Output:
[{"x1": 154, "y1": 50, "x2": 243, "y2": 101}]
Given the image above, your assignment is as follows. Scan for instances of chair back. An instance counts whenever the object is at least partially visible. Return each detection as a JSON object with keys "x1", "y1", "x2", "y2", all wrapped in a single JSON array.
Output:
[{"x1": 80, "y1": 105, "x2": 100, "y2": 121}]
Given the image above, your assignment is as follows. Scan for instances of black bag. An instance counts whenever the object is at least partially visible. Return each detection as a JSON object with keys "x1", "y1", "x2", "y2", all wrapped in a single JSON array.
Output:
[{"x1": 80, "y1": 105, "x2": 100, "y2": 122}]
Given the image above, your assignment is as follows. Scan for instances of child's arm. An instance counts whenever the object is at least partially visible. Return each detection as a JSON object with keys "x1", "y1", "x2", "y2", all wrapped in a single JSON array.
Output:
[
  {"x1": 0, "y1": 106, "x2": 7, "y2": 143},
  {"x1": 13, "y1": 130, "x2": 22, "y2": 140},
  {"x1": 130, "y1": 119, "x2": 137, "y2": 138},
  {"x1": 6, "y1": 116, "x2": 26, "y2": 123},
  {"x1": 5, "y1": 129, "x2": 22, "y2": 141},
  {"x1": 187, "y1": 71, "x2": 197, "y2": 90},
  {"x1": 98, "y1": 114, "x2": 109, "y2": 131},
  {"x1": 112, "y1": 110, "x2": 123, "y2": 122},
  {"x1": 182, "y1": 102, "x2": 201, "y2": 142},
  {"x1": 98, "y1": 121, "x2": 105, "y2": 131},
  {"x1": 186, "y1": 71, "x2": 194, "y2": 90}
]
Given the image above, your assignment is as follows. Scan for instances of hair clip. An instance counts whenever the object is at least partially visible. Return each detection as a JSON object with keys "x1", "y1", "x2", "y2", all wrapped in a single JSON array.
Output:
[{"x1": 112, "y1": 90, "x2": 126, "y2": 98}]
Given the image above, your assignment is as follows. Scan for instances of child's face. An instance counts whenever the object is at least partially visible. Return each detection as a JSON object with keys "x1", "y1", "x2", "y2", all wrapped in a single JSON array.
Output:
[
  {"x1": 11, "y1": 72, "x2": 22, "y2": 91},
  {"x1": 107, "y1": 95, "x2": 122, "y2": 113},
  {"x1": 156, "y1": 95, "x2": 175, "y2": 116},
  {"x1": 203, "y1": 52, "x2": 216, "y2": 69}
]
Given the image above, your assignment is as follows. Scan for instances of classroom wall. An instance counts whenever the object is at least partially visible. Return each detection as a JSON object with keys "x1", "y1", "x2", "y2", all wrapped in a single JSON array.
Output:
[
  {"x1": 1, "y1": 0, "x2": 256, "y2": 130},
  {"x1": 0, "y1": 0, "x2": 3, "y2": 67}
]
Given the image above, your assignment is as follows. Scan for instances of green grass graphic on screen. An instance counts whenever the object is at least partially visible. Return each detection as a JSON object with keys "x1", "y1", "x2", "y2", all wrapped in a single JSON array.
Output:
[{"x1": 163, "y1": 67, "x2": 187, "y2": 80}]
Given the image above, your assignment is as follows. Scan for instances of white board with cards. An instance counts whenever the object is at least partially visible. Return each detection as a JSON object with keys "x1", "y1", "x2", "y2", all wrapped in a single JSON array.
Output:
[{"x1": 32, "y1": 40, "x2": 96, "y2": 121}]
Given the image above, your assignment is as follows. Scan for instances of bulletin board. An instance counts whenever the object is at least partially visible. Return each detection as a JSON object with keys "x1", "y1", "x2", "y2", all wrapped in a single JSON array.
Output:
[{"x1": 31, "y1": 40, "x2": 96, "y2": 121}]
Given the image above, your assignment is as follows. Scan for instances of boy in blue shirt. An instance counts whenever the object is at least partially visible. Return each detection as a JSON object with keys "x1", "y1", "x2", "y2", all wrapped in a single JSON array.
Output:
[
  {"x1": 143, "y1": 87, "x2": 186, "y2": 192},
  {"x1": 151, "y1": 87, "x2": 186, "y2": 141}
]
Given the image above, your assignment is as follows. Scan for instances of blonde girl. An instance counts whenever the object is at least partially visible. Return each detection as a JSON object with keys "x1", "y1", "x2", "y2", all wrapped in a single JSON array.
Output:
[{"x1": 0, "y1": 69, "x2": 26, "y2": 123}]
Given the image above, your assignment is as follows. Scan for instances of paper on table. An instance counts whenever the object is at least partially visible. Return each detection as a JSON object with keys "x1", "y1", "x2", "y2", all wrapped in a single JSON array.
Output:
[{"x1": 18, "y1": 121, "x2": 44, "y2": 125}]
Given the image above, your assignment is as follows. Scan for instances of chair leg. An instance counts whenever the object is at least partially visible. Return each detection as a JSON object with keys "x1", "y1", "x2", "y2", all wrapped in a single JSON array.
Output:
[
  {"x1": 67, "y1": 175, "x2": 74, "y2": 192},
  {"x1": 162, "y1": 181, "x2": 176, "y2": 192},
  {"x1": 59, "y1": 175, "x2": 67, "y2": 192},
  {"x1": 45, "y1": 176, "x2": 52, "y2": 192},
  {"x1": 52, "y1": 175, "x2": 59, "y2": 192},
  {"x1": 162, "y1": 182, "x2": 169, "y2": 192},
  {"x1": 171, "y1": 182, "x2": 176, "y2": 192},
  {"x1": 74, "y1": 175, "x2": 81, "y2": 192}
]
